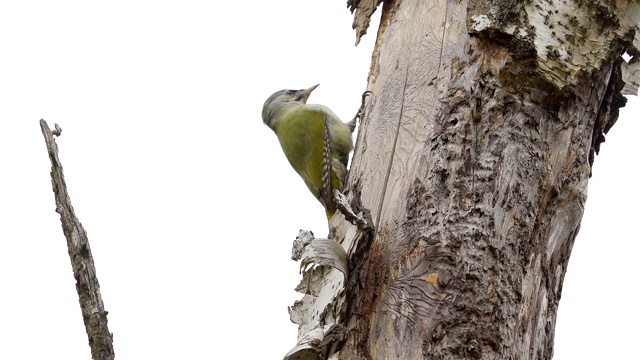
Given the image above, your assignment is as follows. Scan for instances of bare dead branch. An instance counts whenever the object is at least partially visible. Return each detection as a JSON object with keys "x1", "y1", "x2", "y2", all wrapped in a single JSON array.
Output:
[{"x1": 39, "y1": 119, "x2": 114, "y2": 360}]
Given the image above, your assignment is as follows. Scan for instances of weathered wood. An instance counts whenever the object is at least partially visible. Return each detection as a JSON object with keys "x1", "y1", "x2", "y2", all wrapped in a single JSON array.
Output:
[
  {"x1": 40, "y1": 119, "x2": 115, "y2": 360},
  {"x1": 347, "y1": 0, "x2": 383, "y2": 45},
  {"x1": 334, "y1": 0, "x2": 638, "y2": 359}
]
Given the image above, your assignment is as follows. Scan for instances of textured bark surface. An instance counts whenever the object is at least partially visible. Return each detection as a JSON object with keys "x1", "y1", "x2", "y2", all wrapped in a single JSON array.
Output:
[
  {"x1": 347, "y1": 0, "x2": 383, "y2": 45},
  {"x1": 334, "y1": 0, "x2": 638, "y2": 359},
  {"x1": 40, "y1": 120, "x2": 115, "y2": 360}
]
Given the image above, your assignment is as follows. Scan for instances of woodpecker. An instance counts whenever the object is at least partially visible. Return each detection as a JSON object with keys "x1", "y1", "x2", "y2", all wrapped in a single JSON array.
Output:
[{"x1": 262, "y1": 84, "x2": 355, "y2": 220}]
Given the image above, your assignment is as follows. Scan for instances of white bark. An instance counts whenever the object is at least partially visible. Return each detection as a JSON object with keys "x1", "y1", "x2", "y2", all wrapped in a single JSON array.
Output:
[{"x1": 288, "y1": 0, "x2": 638, "y2": 358}]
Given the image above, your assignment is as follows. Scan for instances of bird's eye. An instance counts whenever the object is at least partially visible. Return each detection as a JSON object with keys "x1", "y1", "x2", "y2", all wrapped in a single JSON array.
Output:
[{"x1": 285, "y1": 90, "x2": 295, "y2": 95}]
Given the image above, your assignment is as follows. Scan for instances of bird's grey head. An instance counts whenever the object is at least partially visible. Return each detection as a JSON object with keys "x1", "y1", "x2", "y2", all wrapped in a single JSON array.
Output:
[{"x1": 262, "y1": 84, "x2": 319, "y2": 130}]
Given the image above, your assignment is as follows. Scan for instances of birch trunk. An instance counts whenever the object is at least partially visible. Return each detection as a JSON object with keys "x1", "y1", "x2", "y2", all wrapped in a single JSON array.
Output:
[
  {"x1": 331, "y1": 0, "x2": 639, "y2": 359},
  {"x1": 285, "y1": 0, "x2": 638, "y2": 358}
]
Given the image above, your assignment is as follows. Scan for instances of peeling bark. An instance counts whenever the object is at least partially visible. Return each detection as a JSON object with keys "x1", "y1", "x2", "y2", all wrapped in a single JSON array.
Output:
[
  {"x1": 347, "y1": 0, "x2": 383, "y2": 45},
  {"x1": 40, "y1": 120, "x2": 115, "y2": 360}
]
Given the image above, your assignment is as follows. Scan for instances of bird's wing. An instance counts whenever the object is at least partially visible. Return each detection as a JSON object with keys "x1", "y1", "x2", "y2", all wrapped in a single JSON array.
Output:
[
  {"x1": 276, "y1": 106, "x2": 332, "y2": 209},
  {"x1": 320, "y1": 110, "x2": 332, "y2": 210}
]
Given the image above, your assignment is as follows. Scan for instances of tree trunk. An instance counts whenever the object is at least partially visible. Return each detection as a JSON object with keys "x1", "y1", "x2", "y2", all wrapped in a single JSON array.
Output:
[{"x1": 334, "y1": 0, "x2": 639, "y2": 359}]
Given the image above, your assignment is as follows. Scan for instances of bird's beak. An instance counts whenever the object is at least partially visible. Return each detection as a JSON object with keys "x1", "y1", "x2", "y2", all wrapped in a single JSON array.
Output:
[{"x1": 300, "y1": 84, "x2": 319, "y2": 104}]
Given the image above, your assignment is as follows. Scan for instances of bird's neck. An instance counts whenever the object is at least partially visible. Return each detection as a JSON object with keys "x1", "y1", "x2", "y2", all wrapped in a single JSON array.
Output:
[{"x1": 264, "y1": 102, "x2": 301, "y2": 131}]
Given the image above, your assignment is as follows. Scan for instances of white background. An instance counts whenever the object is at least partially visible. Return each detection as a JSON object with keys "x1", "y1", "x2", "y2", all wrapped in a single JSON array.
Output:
[{"x1": 1, "y1": 1, "x2": 638, "y2": 359}]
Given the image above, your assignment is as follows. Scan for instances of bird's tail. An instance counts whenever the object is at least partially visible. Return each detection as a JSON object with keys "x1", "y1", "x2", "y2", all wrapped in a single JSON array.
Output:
[{"x1": 326, "y1": 207, "x2": 336, "y2": 221}]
